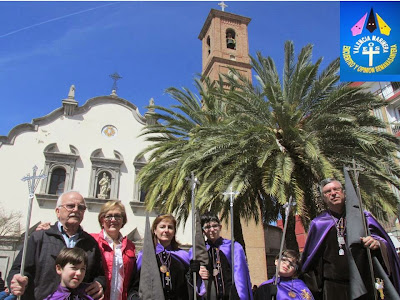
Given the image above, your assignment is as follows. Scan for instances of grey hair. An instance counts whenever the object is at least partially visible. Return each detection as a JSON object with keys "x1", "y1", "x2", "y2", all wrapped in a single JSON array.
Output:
[
  {"x1": 56, "y1": 191, "x2": 85, "y2": 207},
  {"x1": 319, "y1": 178, "x2": 343, "y2": 195}
]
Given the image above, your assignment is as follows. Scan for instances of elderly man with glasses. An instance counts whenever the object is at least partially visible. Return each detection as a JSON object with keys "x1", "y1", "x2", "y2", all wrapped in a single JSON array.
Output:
[
  {"x1": 7, "y1": 191, "x2": 105, "y2": 300},
  {"x1": 300, "y1": 178, "x2": 400, "y2": 300}
]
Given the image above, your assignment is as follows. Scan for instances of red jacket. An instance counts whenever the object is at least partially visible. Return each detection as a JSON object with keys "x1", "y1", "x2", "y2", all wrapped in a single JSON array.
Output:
[{"x1": 91, "y1": 231, "x2": 136, "y2": 300}]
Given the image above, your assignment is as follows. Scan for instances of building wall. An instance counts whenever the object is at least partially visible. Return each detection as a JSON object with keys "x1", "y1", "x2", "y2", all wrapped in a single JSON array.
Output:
[{"x1": 0, "y1": 93, "x2": 194, "y2": 276}]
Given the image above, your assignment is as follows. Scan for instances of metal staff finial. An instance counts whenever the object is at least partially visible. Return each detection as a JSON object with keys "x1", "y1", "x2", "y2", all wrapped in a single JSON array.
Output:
[
  {"x1": 274, "y1": 196, "x2": 296, "y2": 291},
  {"x1": 223, "y1": 186, "x2": 239, "y2": 285},
  {"x1": 20, "y1": 165, "x2": 47, "y2": 276},
  {"x1": 185, "y1": 171, "x2": 200, "y2": 300},
  {"x1": 345, "y1": 160, "x2": 377, "y2": 300}
]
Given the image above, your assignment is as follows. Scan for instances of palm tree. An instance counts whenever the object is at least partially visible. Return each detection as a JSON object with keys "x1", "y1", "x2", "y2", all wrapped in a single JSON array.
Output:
[
  {"x1": 138, "y1": 41, "x2": 400, "y2": 250},
  {"x1": 194, "y1": 41, "x2": 400, "y2": 225}
]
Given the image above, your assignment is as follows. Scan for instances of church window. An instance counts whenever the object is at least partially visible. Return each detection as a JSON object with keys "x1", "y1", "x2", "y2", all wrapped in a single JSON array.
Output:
[
  {"x1": 36, "y1": 144, "x2": 79, "y2": 206},
  {"x1": 226, "y1": 29, "x2": 236, "y2": 50},
  {"x1": 48, "y1": 167, "x2": 66, "y2": 195},
  {"x1": 133, "y1": 156, "x2": 147, "y2": 203},
  {"x1": 140, "y1": 190, "x2": 146, "y2": 203},
  {"x1": 207, "y1": 36, "x2": 211, "y2": 55}
]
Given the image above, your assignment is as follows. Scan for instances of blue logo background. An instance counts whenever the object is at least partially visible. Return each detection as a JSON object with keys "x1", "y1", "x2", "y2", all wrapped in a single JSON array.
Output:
[{"x1": 341, "y1": 1, "x2": 400, "y2": 81}]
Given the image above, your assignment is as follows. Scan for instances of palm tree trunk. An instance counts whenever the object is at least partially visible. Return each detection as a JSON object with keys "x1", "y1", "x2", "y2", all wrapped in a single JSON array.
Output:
[{"x1": 233, "y1": 208, "x2": 246, "y2": 254}]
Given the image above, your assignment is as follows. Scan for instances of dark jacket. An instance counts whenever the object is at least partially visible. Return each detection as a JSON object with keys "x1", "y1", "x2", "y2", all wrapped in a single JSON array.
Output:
[{"x1": 7, "y1": 223, "x2": 106, "y2": 300}]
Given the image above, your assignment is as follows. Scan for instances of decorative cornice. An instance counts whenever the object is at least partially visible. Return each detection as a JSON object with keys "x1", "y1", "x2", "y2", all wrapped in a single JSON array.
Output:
[
  {"x1": 0, "y1": 95, "x2": 146, "y2": 147},
  {"x1": 199, "y1": 9, "x2": 251, "y2": 40}
]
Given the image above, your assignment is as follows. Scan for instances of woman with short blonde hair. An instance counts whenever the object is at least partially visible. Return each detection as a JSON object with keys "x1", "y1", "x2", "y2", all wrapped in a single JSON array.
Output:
[{"x1": 92, "y1": 200, "x2": 136, "y2": 300}]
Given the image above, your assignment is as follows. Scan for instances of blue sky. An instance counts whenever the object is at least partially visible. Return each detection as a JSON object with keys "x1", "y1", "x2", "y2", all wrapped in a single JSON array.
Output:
[{"x1": 0, "y1": 1, "x2": 339, "y2": 136}]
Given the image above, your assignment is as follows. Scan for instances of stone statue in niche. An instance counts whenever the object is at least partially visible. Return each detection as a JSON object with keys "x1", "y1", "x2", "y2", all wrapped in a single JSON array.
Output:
[{"x1": 98, "y1": 172, "x2": 111, "y2": 199}]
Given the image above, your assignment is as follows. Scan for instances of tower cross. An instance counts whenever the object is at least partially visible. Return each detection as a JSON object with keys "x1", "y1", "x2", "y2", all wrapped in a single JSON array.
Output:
[
  {"x1": 218, "y1": 1, "x2": 228, "y2": 11},
  {"x1": 109, "y1": 72, "x2": 122, "y2": 92}
]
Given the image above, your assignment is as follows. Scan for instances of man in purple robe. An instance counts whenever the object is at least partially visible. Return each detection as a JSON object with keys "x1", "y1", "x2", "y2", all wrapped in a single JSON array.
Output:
[
  {"x1": 200, "y1": 214, "x2": 253, "y2": 300},
  {"x1": 300, "y1": 178, "x2": 400, "y2": 299},
  {"x1": 255, "y1": 249, "x2": 313, "y2": 300}
]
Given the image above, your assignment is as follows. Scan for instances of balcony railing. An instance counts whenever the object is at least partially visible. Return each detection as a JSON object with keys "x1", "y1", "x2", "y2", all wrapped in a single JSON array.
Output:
[{"x1": 375, "y1": 82, "x2": 400, "y2": 100}]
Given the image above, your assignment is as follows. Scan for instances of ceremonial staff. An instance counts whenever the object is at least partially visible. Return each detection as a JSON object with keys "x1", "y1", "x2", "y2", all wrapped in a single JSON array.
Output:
[
  {"x1": 186, "y1": 171, "x2": 200, "y2": 300},
  {"x1": 273, "y1": 196, "x2": 295, "y2": 299},
  {"x1": 345, "y1": 161, "x2": 378, "y2": 300},
  {"x1": 223, "y1": 186, "x2": 239, "y2": 287},
  {"x1": 20, "y1": 166, "x2": 47, "y2": 278}
]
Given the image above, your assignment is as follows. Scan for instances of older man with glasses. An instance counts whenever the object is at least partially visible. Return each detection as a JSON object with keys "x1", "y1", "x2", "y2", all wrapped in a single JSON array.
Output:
[
  {"x1": 7, "y1": 191, "x2": 105, "y2": 300},
  {"x1": 300, "y1": 178, "x2": 400, "y2": 300}
]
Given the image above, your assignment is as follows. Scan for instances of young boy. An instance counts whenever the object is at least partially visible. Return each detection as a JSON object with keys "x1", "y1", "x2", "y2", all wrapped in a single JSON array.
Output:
[
  {"x1": 254, "y1": 249, "x2": 313, "y2": 300},
  {"x1": 44, "y1": 248, "x2": 94, "y2": 300}
]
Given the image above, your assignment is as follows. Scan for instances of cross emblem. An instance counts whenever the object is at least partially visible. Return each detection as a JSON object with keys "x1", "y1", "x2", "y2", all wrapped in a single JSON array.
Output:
[
  {"x1": 362, "y1": 43, "x2": 380, "y2": 66},
  {"x1": 165, "y1": 275, "x2": 171, "y2": 286},
  {"x1": 109, "y1": 72, "x2": 122, "y2": 92}
]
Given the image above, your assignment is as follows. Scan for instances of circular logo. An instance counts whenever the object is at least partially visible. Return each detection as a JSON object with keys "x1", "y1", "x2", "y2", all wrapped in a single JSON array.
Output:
[{"x1": 101, "y1": 125, "x2": 117, "y2": 138}]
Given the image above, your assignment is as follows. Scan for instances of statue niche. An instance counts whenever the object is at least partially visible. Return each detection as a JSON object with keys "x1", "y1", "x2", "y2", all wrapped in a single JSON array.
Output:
[{"x1": 97, "y1": 171, "x2": 111, "y2": 199}]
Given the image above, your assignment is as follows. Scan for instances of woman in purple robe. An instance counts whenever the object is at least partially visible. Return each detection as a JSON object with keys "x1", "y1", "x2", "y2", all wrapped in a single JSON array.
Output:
[
  {"x1": 254, "y1": 250, "x2": 313, "y2": 300},
  {"x1": 132, "y1": 214, "x2": 191, "y2": 300}
]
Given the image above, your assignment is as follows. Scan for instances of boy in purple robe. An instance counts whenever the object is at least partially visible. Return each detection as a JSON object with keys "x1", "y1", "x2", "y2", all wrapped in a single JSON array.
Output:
[
  {"x1": 199, "y1": 214, "x2": 253, "y2": 300},
  {"x1": 44, "y1": 248, "x2": 94, "y2": 300},
  {"x1": 300, "y1": 178, "x2": 400, "y2": 300},
  {"x1": 254, "y1": 250, "x2": 313, "y2": 300}
]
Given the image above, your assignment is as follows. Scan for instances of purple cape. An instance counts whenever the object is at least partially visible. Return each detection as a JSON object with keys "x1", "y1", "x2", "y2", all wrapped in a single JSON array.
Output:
[
  {"x1": 43, "y1": 284, "x2": 94, "y2": 300},
  {"x1": 259, "y1": 277, "x2": 314, "y2": 300},
  {"x1": 136, "y1": 243, "x2": 190, "y2": 270},
  {"x1": 203, "y1": 238, "x2": 253, "y2": 300},
  {"x1": 301, "y1": 210, "x2": 400, "y2": 295}
]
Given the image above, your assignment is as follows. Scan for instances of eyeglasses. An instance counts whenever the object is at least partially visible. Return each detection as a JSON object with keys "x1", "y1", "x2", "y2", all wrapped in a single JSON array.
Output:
[
  {"x1": 104, "y1": 214, "x2": 123, "y2": 221},
  {"x1": 281, "y1": 257, "x2": 297, "y2": 269},
  {"x1": 323, "y1": 187, "x2": 342, "y2": 196},
  {"x1": 203, "y1": 224, "x2": 220, "y2": 231},
  {"x1": 59, "y1": 204, "x2": 87, "y2": 211}
]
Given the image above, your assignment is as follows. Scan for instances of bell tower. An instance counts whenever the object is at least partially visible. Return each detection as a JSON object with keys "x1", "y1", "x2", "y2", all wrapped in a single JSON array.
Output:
[
  {"x1": 198, "y1": 8, "x2": 252, "y2": 83},
  {"x1": 198, "y1": 6, "x2": 268, "y2": 286}
]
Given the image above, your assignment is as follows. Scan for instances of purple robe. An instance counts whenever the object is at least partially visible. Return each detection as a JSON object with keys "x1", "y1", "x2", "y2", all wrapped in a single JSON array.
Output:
[
  {"x1": 136, "y1": 243, "x2": 193, "y2": 299},
  {"x1": 136, "y1": 243, "x2": 190, "y2": 270},
  {"x1": 257, "y1": 276, "x2": 314, "y2": 300},
  {"x1": 43, "y1": 284, "x2": 94, "y2": 300},
  {"x1": 200, "y1": 238, "x2": 253, "y2": 300},
  {"x1": 301, "y1": 210, "x2": 400, "y2": 295}
]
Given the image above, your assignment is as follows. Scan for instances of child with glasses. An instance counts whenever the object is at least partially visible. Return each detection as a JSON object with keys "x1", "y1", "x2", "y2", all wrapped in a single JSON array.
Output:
[
  {"x1": 198, "y1": 214, "x2": 253, "y2": 300},
  {"x1": 254, "y1": 250, "x2": 313, "y2": 300}
]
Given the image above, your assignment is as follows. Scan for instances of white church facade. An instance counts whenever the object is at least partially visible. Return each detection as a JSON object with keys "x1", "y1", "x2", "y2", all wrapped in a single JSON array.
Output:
[{"x1": 0, "y1": 86, "x2": 193, "y2": 277}]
